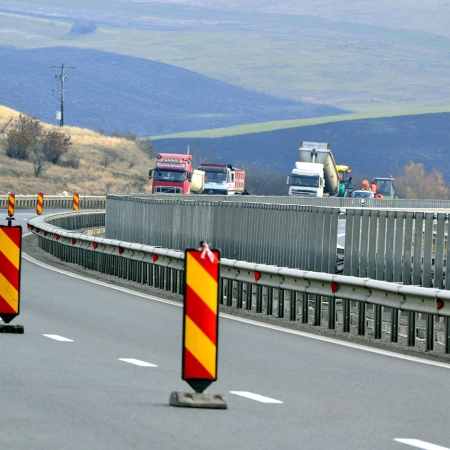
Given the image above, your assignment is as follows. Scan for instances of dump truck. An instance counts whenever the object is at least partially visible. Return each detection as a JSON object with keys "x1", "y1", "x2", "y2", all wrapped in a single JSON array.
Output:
[
  {"x1": 287, "y1": 141, "x2": 340, "y2": 197},
  {"x1": 148, "y1": 153, "x2": 205, "y2": 194},
  {"x1": 197, "y1": 163, "x2": 246, "y2": 195}
]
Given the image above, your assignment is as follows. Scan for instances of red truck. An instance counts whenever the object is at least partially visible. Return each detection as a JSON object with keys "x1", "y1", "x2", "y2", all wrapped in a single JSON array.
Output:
[
  {"x1": 148, "y1": 153, "x2": 205, "y2": 194},
  {"x1": 197, "y1": 163, "x2": 246, "y2": 195}
]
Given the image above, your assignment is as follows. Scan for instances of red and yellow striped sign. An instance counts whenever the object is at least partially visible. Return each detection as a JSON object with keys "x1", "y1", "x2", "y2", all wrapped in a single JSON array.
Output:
[
  {"x1": 73, "y1": 193, "x2": 79, "y2": 211},
  {"x1": 182, "y1": 248, "x2": 220, "y2": 393},
  {"x1": 36, "y1": 193, "x2": 44, "y2": 215},
  {"x1": 7, "y1": 193, "x2": 15, "y2": 217},
  {"x1": 0, "y1": 225, "x2": 22, "y2": 321}
]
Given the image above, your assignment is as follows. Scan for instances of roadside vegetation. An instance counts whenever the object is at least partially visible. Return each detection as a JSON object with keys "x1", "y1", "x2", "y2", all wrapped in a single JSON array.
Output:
[{"x1": 0, "y1": 106, "x2": 154, "y2": 195}]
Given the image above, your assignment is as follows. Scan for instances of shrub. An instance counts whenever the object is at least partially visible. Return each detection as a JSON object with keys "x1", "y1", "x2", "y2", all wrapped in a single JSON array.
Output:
[
  {"x1": 4, "y1": 115, "x2": 42, "y2": 160},
  {"x1": 40, "y1": 129, "x2": 72, "y2": 164},
  {"x1": 59, "y1": 149, "x2": 80, "y2": 169}
]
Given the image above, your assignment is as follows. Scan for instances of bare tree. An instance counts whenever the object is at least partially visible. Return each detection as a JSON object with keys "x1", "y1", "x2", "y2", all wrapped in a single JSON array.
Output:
[
  {"x1": 30, "y1": 146, "x2": 48, "y2": 177},
  {"x1": 135, "y1": 138, "x2": 155, "y2": 159}
]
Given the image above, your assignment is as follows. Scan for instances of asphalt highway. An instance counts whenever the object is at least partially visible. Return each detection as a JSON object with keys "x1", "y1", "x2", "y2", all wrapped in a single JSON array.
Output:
[{"x1": 1, "y1": 212, "x2": 450, "y2": 449}]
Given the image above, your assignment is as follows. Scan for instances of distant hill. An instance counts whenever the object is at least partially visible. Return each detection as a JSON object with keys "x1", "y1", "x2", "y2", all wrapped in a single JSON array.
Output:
[
  {"x1": 153, "y1": 112, "x2": 450, "y2": 181},
  {"x1": 0, "y1": 46, "x2": 347, "y2": 136}
]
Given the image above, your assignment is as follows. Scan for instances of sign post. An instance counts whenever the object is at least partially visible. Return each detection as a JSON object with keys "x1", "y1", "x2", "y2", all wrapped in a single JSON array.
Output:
[
  {"x1": 170, "y1": 242, "x2": 227, "y2": 409},
  {"x1": 0, "y1": 217, "x2": 24, "y2": 333}
]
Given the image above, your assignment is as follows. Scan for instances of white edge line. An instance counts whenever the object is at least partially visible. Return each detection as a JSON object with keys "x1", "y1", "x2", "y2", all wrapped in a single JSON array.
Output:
[
  {"x1": 119, "y1": 358, "x2": 157, "y2": 367},
  {"x1": 230, "y1": 391, "x2": 283, "y2": 403},
  {"x1": 43, "y1": 334, "x2": 73, "y2": 342},
  {"x1": 23, "y1": 250, "x2": 450, "y2": 370},
  {"x1": 394, "y1": 438, "x2": 450, "y2": 450}
]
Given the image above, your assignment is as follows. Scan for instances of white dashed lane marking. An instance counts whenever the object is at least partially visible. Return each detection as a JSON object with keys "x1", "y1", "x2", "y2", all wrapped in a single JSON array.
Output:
[
  {"x1": 230, "y1": 391, "x2": 283, "y2": 404},
  {"x1": 119, "y1": 358, "x2": 157, "y2": 367},
  {"x1": 395, "y1": 438, "x2": 450, "y2": 450},
  {"x1": 43, "y1": 334, "x2": 74, "y2": 342}
]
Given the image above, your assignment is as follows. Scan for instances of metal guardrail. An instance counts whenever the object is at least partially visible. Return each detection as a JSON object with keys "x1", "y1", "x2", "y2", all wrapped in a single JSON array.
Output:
[
  {"x1": 27, "y1": 211, "x2": 450, "y2": 355},
  {"x1": 0, "y1": 195, "x2": 106, "y2": 209}
]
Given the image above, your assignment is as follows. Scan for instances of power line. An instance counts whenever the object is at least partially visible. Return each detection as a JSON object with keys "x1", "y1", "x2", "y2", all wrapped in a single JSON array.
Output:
[{"x1": 51, "y1": 63, "x2": 75, "y2": 127}]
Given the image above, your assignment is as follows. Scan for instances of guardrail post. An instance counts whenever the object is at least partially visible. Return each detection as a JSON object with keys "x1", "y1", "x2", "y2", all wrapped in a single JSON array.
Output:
[
  {"x1": 314, "y1": 294, "x2": 321, "y2": 325},
  {"x1": 226, "y1": 279, "x2": 233, "y2": 307},
  {"x1": 358, "y1": 302, "x2": 365, "y2": 335},
  {"x1": 290, "y1": 291, "x2": 296, "y2": 321},
  {"x1": 391, "y1": 309, "x2": 399, "y2": 342},
  {"x1": 374, "y1": 305, "x2": 382, "y2": 339},
  {"x1": 446, "y1": 318, "x2": 450, "y2": 354},
  {"x1": 343, "y1": 299, "x2": 350, "y2": 332},
  {"x1": 302, "y1": 293, "x2": 308, "y2": 324},
  {"x1": 166, "y1": 268, "x2": 172, "y2": 291},
  {"x1": 256, "y1": 285, "x2": 263, "y2": 313},
  {"x1": 267, "y1": 287, "x2": 273, "y2": 316},
  {"x1": 426, "y1": 314, "x2": 434, "y2": 351},
  {"x1": 408, "y1": 312, "x2": 416, "y2": 346},
  {"x1": 154, "y1": 264, "x2": 160, "y2": 288},
  {"x1": 328, "y1": 296, "x2": 336, "y2": 329},
  {"x1": 278, "y1": 288, "x2": 285, "y2": 318},
  {"x1": 172, "y1": 270, "x2": 179, "y2": 293},
  {"x1": 219, "y1": 278, "x2": 224, "y2": 304},
  {"x1": 245, "y1": 283, "x2": 252, "y2": 310},
  {"x1": 237, "y1": 282, "x2": 244, "y2": 309}
]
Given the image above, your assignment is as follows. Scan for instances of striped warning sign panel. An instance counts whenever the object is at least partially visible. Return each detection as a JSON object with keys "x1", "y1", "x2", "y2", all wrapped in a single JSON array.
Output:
[
  {"x1": 0, "y1": 225, "x2": 22, "y2": 320},
  {"x1": 182, "y1": 248, "x2": 220, "y2": 393}
]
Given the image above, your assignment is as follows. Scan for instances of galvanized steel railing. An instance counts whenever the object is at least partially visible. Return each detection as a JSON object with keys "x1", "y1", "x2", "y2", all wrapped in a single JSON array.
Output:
[
  {"x1": 106, "y1": 195, "x2": 341, "y2": 273},
  {"x1": 27, "y1": 211, "x2": 450, "y2": 355},
  {"x1": 107, "y1": 195, "x2": 450, "y2": 290},
  {"x1": 137, "y1": 193, "x2": 450, "y2": 210}
]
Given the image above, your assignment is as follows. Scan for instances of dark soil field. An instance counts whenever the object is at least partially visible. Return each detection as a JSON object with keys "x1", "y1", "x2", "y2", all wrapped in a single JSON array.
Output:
[
  {"x1": 153, "y1": 113, "x2": 450, "y2": 180},
  {"x1": 0, "y1": 46, "x2": 346, "y2": 136}
]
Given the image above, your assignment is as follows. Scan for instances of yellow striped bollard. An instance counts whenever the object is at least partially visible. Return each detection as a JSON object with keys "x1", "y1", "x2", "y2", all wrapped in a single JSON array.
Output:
[
  {"x1": 36, "y1": 193, "x2": 44, "y2": 215},
  {"x1": 73, "y1": 193, "x2": 79, "y2": 211},
  {"x1": 170, "y1": 242, "x2": 227, "y2": 409},
  {"x1": 7, "y1": 193, "x2": 15, "y2": 218}
]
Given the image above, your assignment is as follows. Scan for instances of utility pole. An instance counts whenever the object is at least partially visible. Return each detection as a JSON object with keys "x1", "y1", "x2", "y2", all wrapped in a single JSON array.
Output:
[{"x1": 51, "y1": 63, "x2": 75, "y2": 127}]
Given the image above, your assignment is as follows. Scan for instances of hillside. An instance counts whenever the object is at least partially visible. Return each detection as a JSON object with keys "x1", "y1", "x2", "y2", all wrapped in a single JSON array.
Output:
[
  {"x1": 0, "y1": 106, "x2": 154, "y2": 195},
  {"x1": 0, "y1": 0, "x2": 449, "y2": 131}
]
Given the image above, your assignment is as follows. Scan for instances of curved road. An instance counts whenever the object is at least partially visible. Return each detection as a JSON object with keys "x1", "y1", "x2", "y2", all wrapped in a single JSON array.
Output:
[{"x1": 1, "y1": 212, "x2": 449, "y2": 449}]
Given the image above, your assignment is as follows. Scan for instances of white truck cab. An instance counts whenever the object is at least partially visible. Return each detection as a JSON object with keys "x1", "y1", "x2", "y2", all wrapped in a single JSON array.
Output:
[{"x1": 287, "y1": 161, "x2": 325, "y2": 197}]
